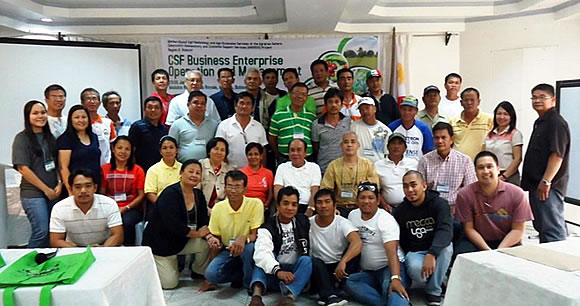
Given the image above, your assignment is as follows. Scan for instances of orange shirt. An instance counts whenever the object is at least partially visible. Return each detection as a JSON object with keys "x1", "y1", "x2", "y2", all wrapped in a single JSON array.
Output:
[{"x1": 240, "y1": 165, "x2": 273, "y2": 205}]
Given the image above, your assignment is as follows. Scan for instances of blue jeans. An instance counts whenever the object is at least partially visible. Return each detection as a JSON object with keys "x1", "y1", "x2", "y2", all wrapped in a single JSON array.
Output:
[
  {"x1": 405, "y1": 244, "x2": 453, "y2": 296},
  {"x1": 205, "y1": 243, "x2": 255, "y2": 288},
  {"x1": 21, "y1": 197, "x2": 52, "y2": 248},
  {"x1": 529, "y1": 188, "x2": 567, "y2": 243},
  {"x1": 122, "y1": 208, "x2": 143, "y2": 246},
  {"x1": 250, "y1": 255, "x2": 312, "y2": 297},
  {"x1": 345, "y1": 264, "x2": 410, "y2": 306}
]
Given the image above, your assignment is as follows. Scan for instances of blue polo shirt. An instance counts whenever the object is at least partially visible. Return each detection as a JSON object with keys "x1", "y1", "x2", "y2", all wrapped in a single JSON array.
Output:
[{"x1": 169, "y1": 115, "x2": 219, "y2": 162}]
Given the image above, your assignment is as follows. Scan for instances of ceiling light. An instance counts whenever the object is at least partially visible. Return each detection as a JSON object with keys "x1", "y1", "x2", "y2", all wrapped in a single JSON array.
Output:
[{"x1": 40, "y1": 18, "x2": 54, "y2": 23}]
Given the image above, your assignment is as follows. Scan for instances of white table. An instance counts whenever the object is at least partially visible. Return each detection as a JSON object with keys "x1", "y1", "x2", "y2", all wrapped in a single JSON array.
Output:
[
  {"x1": 445, "y1": 238, "x2": 580, "y2": 306},
  {"x1": 0, "y1": 247, "x2": 165, "y2": 306}
]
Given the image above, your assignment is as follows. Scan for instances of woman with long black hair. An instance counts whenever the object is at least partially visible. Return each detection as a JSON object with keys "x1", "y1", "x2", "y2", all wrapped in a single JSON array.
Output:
[{"x1": 12, "y1": 100, "x2": 61, "y2": 248}]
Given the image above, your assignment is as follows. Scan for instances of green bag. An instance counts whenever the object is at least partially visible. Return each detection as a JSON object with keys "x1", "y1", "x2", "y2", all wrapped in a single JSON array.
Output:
[{"x1": 0, "y1": 247, "x2": 95, "y2": 306}]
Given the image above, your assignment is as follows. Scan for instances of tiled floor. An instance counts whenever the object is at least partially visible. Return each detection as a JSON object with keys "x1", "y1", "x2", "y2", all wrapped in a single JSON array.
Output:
[{"x1": 164, "y1": 221, "x2": 580, "y2": 306}]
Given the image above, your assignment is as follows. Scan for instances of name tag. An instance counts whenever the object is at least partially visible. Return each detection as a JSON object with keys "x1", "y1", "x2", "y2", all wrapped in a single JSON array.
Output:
[
  {"x1": 44, "y1": 160, "x2": 56, "y2": 172},
  {"x1": 188, "y1": 223, "x2": 197, "y2": 230},
  {"x1": 228, "y1": 238, "x2": 237, "y2": 247},
  {"x1": 364, "y1": 148, "x2": 374, "y2": 156},
  {"x1": 114, "y1": 193, "x2": 127, "y2": 202},
  {"x1": 436, "y1": 183, "x2": 450, "y2": 193},
  {"x1": 194, "y1": 139, "x2": 206, "y2": 145},
  {"x1": 341, "y1": 190, "x2": 355, "y2": 199},
  {"x1": 293, "y1": 132, "x2": 304, "y2": 139}
]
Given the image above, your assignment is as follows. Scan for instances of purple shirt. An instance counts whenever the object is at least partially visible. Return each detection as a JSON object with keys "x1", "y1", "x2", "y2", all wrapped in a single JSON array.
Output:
[{"x1": 455, "y1": 180, "x2": 534, "y2": 241}]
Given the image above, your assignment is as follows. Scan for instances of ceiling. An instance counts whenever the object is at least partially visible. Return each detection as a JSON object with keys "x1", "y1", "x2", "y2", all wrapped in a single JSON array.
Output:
[{"x1": 1, "y1": 0, "x2": 579, "y2": 36}]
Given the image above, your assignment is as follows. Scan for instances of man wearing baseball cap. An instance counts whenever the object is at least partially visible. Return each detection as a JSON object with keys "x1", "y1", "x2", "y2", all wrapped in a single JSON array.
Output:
[
  {"x1": 375, "y1": 133, "x2": 419, "y2": 212},
  {"x1": 362, "y1": 69, "x2": 401, "y2": 125},
  {"x1": 389, "y1": 96, "x2": 435, "y2": 162},
  {"x1": 350, "y1": 97, "x2": 392, "y2": 163},
  {"x1": 416, "y1": 85, "x2": 448, "y2": 128}
]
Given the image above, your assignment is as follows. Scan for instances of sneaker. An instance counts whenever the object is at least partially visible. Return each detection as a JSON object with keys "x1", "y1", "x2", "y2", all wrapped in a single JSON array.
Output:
[
  {"x1": 326, "y1": 295, "x2": 348, "y2": 306},
  {"x1": 426, "y1": 294, "x2": 442, "y2": 306},
  {"x1": 249, "y1": 296, "x2": 265, "y2": 306}
]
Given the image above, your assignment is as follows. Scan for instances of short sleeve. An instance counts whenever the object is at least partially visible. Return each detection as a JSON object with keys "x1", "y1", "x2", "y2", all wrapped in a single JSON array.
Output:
[
  {"x1": 311, "y1": 122, "x2": 320, "y2": 142},
  {"x1": 511, "y1": 188, "x2": 534, "y2": 223},
  {"x1": 57, "y1": 134, "x2": 73, "y2": 150},
  {"x1": 378, "y1": 212, "x2": 400, "y2": 244},
  {"x1": 127, "y1": 123, "x2": 140, "y2": 147},
  {"x1": 454, "y1": 190, "x2": 473, "y2": 223},
  {"x1": 320, "y1": 162, "x2": 336, "y2": 190},
  {"x1": 311, "y1": 164, "x2": 322, "y2": 187},
  {"x1": 168, "y1": 123, "x2": 179, "y2": 143},
  {"x1": 273, "y1": 164, "x2": 285, "y2": 186},
  {"x1": 144, "y1": 167, "x2": 158, "y2": 194},
  {"x1": 268, "y1": 114, "x2": 280, "y2": 137},
  {"x1": 215, "y1": 122, "x2": 226, "y2": 138},
  {"x1": 107, "y1": 203, "x2": 123, "y2": 227},
  {"x1": 511, "y1": 129, "x2": 524, "y2": 146},
  {"x1": 339, "y1": 217, "x2": 358, "y2": 237},
  {"x1": 12, "y1": 133, "x2": 32, "y2": 167},
  {"x1": 417, "y1": 157, "x2": 427, "y2": 178},
  {"x1": 249, "y1": 199, "x2": 265, "y2": 229},
  {"x1": 549, "y1": 122, "x2": 570, "y2": 158},
  {"x1": 135, "y1": 165, "x2": 146, "y2": 189},
  {"x1": 366, "y1": 160, "x2": 380, "y2": 184},
  {"x1": 49, "y1": 205, "x2": 66, "y2": 233}
]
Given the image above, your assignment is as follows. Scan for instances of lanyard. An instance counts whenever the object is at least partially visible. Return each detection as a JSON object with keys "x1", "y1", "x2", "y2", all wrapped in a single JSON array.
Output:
[
  {"x1": 340, "y1": 159, "x2": 359, "y2": 188},
  {"x1": 112, "y1": 169, "x2": 128, "y2": 195}
]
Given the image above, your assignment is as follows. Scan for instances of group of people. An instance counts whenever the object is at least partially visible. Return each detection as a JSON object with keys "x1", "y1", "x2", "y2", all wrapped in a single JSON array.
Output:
[{"x1": 11, "y1": 58, "x2": 570, "y2": 306}]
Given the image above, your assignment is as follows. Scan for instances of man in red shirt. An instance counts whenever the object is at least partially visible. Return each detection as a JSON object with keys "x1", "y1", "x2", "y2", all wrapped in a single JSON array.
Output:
[{"x1": 149, "y1": 68, "x2": 175, "y2": 125}]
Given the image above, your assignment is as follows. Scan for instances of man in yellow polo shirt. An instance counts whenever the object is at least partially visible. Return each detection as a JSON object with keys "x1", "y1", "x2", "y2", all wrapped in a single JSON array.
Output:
[
  {"x1": 449, "y1": 88, "x2": 493, "y2": 160},
  {"x1": 205, "y1": 170, "x2": 264, "y2": 290}
]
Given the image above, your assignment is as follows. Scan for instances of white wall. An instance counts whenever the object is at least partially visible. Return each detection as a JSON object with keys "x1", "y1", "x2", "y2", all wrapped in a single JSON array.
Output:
[
  {"x1": 460, "y1": 14, "x2": 580, "y2": 227},
  {"x1": 409, "y1": 34, "x2": 460, "y2": 99}
]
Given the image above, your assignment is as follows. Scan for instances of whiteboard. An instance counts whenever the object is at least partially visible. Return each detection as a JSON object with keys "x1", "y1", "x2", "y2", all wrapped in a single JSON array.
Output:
[
  {"x1": 557, "y1": 80, "x2": 580, "y2": 203},
  {"x1": 0, "y1": 38, "x2": 142, "y2": 165}
]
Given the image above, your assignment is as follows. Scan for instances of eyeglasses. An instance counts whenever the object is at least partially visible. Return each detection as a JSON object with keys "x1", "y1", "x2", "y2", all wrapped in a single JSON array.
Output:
[
  {"x1": 226, "y1": 184, "x2": 244, "y2": 191},
  {"x1": 530, "y1": 96, "x2": 553, "y2": 101}
]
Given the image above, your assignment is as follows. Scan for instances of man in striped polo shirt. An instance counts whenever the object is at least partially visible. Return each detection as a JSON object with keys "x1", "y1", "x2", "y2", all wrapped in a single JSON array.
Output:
[
  {"x1": 308, "y1": 59, "x2": 335, "y2": 117},
  {"x1": 269, "y1": 82, "x2": 317, "y2": 164}
]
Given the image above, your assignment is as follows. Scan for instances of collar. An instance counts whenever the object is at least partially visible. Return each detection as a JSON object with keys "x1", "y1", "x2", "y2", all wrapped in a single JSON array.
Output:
[
  {"x1": 184, "y1": 114, "x2": 206, "y2": 126},
  {"x1": 290, "y1": 160, "x2": 307, "y2": 170},
  {"x1": 242, "y1": 165, "x2": 263, "y2": 174},
  {"x1": 539, "y1": 107, "x2": 557, "y2": 120},
  {"x1": 459, "y1": 109, "x2": 482, "y2": 123},
  {"x1": 161, "y1": 159, "x2": 180, "y2": 169},
  {"x1": 474, "y1": 180, "x2": 507, "y2": 196},
  {"x1": 318, "y1": 112, "x2": 346, "y2": 124},
  {"x1": 491, "y1": 126, "x2": 511, "y2": 136},
  {"x1": 226, "y1": 196, "x2": 248, "y2": 214},
  {"x1": 436, "y1": 149, "x2": 456, "y2": 161},
  {"x1": 286, "y1": 105, "x2": 305, "y2": 115},
  {"x1": 91, "y1": 114, "x2": 103, "y2": 124}
]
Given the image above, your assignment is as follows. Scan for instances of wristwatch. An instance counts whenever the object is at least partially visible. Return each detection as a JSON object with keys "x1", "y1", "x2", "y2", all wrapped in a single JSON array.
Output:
[
  {"x1": 391, "y1": 274, "x2": 401, "y2": 281},
  {"x1": 542, "y1": 179, "x2": 552, "y2": 186},
  {"x1": 246, "y1": 237, "x2": 251, "y2": 244}
]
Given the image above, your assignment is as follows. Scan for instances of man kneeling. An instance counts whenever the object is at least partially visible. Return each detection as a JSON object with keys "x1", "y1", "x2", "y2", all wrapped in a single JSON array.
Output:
[
  {"x1": 394, "y1": 170, "x2": 453, "y2": 306},
  {"x1": 250, "y1": 186, "x2": 312, "y2": 306},
  {"x1": 50, "y1": 168, "x2": 123, "y2": 248}
]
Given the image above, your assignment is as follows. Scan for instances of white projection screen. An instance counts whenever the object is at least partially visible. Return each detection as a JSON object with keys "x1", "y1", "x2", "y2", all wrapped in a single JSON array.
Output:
[
  {"x1": 556, "y1": 79, "x2": 580, "y2": 205},
  {"x1": 0, "y1": 38, "x2": 142, "y2": 165}
]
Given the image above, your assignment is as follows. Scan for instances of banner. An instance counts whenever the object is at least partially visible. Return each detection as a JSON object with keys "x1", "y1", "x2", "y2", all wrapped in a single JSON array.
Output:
[{"x1": 160, "y1": 37, "x2": 379, "y2": 95}]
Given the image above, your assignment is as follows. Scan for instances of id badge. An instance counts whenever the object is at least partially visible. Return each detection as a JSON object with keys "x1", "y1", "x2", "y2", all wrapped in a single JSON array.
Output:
[
  {"x1": 194, "y1": 139, "x2": 206, "y2": 145},
  {"x1": 293, "y1": 132, "x2": 304, "y2": 139},
  {"x1": 341, "y1": 190, "x2": 355, "y2": 199},
  {"x1": 364, "y1": 148, "x2": 374, "y2": 156},
  {"x1": 188, "y1": 223, "x2": 197, "y2": 230},
  {"x1": 436, "y1": 183, "x2": 450, "y2": 193},
  {"x1": 114, "y1": 193, "x2": 127, "y2": 202},
  {"x1": 44, "y1": 160, "x2": 56, "y2": 172},
  {"x1": 228, "y1": 238, "x2": 236, "y2": 247}
]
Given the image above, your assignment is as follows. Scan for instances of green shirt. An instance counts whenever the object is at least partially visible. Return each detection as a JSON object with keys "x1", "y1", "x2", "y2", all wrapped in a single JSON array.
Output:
[
  {"x1": 275, "y1": 94, "x2": 317, "y2": 115},
  {"x1": 269, "y1": 106, "x2": 316, "y2": 155}
]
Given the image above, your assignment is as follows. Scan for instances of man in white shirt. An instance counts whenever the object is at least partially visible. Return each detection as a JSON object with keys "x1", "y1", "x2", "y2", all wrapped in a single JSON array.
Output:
[
  {"x1": 350, "y1": 97, "x2": 392, "y2": 163},
  {"x1": 310, "y1": 189, "x2": 362, "y2": 306},
  {"x1": 375, "y1": 133, "x2": 419, "y2": 212},
  {"x1": 345, "y1": 182, "x2": 410, "y2": 306},
  {"x1": 44, "y1": 84, "x2": 67, "y2": 138},
  {"x1": 81, "y1": 88, "x2": 116, "y2": 165},
  {"x1": 166, "y1": 70, "x2": 220, "y2": 125},
  {"x1": 439, "y1": 73, "x2": 463, "y2": 119},
  {"x1": 50, "y1": 168, "x2": 123, "y2": 247},
  {"x1": 274, "y1": 139, "x2": 321, "y2": 216},
  {"x1": 216, "y1": 92, "x2": 268, "y2": 169}
]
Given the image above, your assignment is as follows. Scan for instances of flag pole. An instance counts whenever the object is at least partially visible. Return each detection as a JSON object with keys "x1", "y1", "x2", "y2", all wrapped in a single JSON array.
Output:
[{"x1": 389, "y1": 27, "x2": 396, "y2": 95}]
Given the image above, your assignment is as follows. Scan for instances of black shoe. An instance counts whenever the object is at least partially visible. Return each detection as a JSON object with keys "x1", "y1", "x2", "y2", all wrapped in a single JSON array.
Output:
[
  {"x1": 326, "y1": 295, "x2": 347, "y2": 306},
  {"x1": 426, "y1": 294, "x2": 442, "y2": 306},
  {"x1": 230, "y1": 280, "x2": 243, "y2": 288},
  {"x1": 190, "y1": 271, "x2": 204, "y2": 280}
]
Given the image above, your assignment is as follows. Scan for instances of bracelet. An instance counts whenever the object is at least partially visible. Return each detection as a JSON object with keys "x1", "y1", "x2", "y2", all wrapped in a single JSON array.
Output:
[{"x1": 391, "y1": 274, "x2": 400, "y2": 281}]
